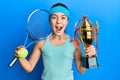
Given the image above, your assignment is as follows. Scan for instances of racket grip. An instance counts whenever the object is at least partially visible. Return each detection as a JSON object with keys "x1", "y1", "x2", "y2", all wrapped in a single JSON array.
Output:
[{"x1": 8, "y1": 57, "x2": 18, "y2": 68}]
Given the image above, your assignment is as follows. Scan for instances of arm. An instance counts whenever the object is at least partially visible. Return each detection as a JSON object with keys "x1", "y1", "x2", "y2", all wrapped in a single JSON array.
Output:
[
  {"x1": 73, "y1": 40, "x2": 86, "y2": 74},
  {"x1": 73, "y1": 40, "x2": 97, "y2": 74},
  {"x1": 16, "y1": 40, "x2": 45, "y2": 73}
]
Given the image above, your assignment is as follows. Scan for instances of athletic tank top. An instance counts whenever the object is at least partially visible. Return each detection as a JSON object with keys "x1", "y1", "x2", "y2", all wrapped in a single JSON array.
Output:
[{"x1": 41, "y1": 34, "x2": 75, "y2": 80}]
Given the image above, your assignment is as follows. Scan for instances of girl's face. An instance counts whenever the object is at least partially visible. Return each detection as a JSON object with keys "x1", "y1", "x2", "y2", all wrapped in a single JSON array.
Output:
[{"x1": 50, "y1": 12, "x2": 68, "y2": 36}]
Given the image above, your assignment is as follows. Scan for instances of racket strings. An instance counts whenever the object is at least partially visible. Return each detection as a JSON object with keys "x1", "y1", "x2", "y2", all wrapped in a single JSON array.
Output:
[
  {"x1": 27, "y1": 10, "x2": 51, "y2": 41},
  {"x1": 27, "y1": 25, "x2": 48, "y2": 40}
]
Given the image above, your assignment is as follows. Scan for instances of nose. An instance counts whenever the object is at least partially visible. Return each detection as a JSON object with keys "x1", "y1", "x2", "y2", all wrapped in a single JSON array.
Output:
[{"x1": 56, "y1": 18, "x2": 61, "y2": 24}]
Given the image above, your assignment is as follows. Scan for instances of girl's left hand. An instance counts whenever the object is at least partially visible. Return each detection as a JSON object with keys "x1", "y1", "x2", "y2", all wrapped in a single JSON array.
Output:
[{"x1": 84, "y1": 45, "x2": 96, "y2": 57}]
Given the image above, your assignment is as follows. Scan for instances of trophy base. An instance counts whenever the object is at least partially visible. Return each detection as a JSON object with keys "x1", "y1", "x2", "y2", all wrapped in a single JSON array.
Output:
[{"x1": 82, "y1": 56, "x2": 98, "y2": 69}]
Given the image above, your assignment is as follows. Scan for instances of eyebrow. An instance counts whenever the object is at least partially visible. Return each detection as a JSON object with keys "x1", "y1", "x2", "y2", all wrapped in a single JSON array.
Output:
[{"x1": 52, "y1": 14, "x2": 67, "y2": 17}]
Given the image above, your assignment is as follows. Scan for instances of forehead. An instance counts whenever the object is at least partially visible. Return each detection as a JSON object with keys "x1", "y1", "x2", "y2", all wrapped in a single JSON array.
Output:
[{"x1": 51, "y1": 12, "x2": 67, "y2": 17}]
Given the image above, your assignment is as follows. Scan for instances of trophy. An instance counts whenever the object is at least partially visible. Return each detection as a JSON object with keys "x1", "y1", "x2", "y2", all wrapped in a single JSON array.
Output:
[{"x1": 76, "y1": 15, "x2": 99, "y2": 68}]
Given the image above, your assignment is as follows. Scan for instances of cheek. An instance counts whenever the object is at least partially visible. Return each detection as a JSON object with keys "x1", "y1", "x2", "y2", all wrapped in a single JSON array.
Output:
[
  {"x1": 50, "y1": 20, "x2": 54, "y2": 26},
  {"x1": 63, "y1": 20, "x2": 68, "y2": 26},
  {"x1": 50, "y1": 21, "x2": 55, "y2": 30},
  {"x1": 50, "y1": 19, "x2": 56, "y2": 24}
]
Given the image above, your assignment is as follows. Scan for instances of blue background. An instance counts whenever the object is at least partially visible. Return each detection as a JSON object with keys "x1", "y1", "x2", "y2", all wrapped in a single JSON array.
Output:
[{"x1": 0, "y1": 0, "x2": 120, "y2": 80}]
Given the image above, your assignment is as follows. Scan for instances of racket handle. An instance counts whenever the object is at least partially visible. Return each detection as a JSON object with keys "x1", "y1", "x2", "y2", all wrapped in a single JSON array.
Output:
[{"x1": 8, "y1": 57, "x2": 18, "y2": 68}]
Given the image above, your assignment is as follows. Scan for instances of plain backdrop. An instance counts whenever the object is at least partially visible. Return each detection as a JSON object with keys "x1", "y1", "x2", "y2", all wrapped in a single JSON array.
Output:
[{"x1": 0, "y1": 0, "x2": 120, "y2": 80}]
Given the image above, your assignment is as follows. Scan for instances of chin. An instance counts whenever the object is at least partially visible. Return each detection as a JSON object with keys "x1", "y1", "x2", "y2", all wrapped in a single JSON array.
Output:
[{"x1": 54, "y1": 32, "x2": 64, "y2": 36}]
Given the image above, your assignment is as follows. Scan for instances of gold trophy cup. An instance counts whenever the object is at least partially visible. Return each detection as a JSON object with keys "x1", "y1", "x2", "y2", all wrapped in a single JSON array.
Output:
[{"x1": 77, "y1": 15, "x2": 99, "y2": 68}]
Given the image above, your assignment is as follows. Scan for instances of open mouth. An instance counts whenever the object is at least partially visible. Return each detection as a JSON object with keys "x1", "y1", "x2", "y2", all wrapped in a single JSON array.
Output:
[{"x1": 55, "y1": 26, "x2": 63, "y2": 32}]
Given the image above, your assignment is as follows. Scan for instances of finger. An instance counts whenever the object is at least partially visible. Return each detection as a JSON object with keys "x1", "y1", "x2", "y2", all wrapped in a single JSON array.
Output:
[
  {"x1": 15, "y1": 47, "x2": 25, "y2": 54},
  {"x1": 85, "y1": 53, "x2": 92, "y2": 57},
  {"x1": 16, "y1": 46, "x2": 25, "y2": 50},
  {"x1": 14, "y1": 50, "x2": 18, "y2": 56},
  {"x1": 85, "y1": 49, "x2": 89, "y2": 53},
  {"x1": 19, "y1": 46, "x2": 25, "y2": 48},
  {"x1": 88, "y1": 46, "x2": 96, "y2": 54},
  {"x1": 86, "y1": 51, "x2": 96, "y2": 57}
]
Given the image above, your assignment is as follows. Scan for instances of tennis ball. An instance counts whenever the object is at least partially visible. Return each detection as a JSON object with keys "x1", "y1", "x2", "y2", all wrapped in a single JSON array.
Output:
[{"x1": 17, "y1": 48, "x2": 28, "y2": 58}]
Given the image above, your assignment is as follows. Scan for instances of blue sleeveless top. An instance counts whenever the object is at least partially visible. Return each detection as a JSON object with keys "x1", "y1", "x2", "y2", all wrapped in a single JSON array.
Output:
[{"x1": 41, "y1": 34, "x2": 75, "y2": 80}]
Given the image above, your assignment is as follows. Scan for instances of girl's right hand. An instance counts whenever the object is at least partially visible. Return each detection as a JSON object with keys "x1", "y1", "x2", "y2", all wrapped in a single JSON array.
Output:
[{"x1": 14, "y1": 46, "x2": 28, "y2": 58}]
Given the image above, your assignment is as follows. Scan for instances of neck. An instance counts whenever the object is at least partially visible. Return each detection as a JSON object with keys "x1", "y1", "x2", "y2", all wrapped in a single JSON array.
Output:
[{"x1": 50, "y1": 33, "x2": 67, "y2": 40}]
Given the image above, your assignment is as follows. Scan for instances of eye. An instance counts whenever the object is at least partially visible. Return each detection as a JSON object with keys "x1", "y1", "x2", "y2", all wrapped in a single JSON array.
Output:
[
  {"x1": 51, "y1": 15, "x2": 57, "y2": 19},
  {"x1": 61, "y1": 16, "x2": 67, "y2": 20}
]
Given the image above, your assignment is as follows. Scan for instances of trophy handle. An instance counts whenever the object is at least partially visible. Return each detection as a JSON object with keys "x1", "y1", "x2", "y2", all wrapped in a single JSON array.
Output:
[
  {"x1": 95, "y1": 21, "x2": 99, "y2": 34},
  {"x1": 74, "y1": 18, "x2": 82, "y2": 46},
  {"x1": 90, "y1": 20, "x2": 99, "y2": 52}
]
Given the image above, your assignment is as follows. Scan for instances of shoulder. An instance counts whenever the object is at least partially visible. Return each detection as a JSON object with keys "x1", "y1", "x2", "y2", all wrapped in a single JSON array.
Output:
[
  {"x1": 68, "y1": 35, "x2": 78, "y2": 49},
  {"x1": 34, "y1": 40, "x2": 46, "y2": 50},
  {"x1": 71, "y1": 39, "x2": 80, "y2": 50},
  {"x1": 68, "y1": 35, "x2": 80, "y2": 49}
]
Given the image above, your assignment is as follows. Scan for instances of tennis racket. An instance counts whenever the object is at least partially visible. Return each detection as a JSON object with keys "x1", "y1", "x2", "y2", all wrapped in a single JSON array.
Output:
[{"x1": 8, "y1": 9, "x2": 51, "y2": 68}]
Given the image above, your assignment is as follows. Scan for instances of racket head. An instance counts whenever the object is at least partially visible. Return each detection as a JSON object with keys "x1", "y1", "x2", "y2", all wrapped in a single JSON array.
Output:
[{"x1": 27, "y1": 9, "x2": 52, "y2": 41}]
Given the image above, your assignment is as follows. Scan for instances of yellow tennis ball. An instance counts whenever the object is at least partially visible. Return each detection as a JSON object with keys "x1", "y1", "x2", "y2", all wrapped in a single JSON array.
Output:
[{"x1": 17, "y1": 48, "x2": 28, "y2": 58}]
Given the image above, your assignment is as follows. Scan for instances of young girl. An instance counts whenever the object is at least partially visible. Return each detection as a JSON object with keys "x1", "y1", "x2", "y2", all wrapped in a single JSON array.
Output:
[{"x1": 15, "y1": 3, "x2": 96, "y2": 80}]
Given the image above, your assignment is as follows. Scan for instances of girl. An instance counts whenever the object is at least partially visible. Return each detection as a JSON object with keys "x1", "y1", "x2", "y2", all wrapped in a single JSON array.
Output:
[{"x1": 15, "y1": 3, "x2": 96, "y2": 80}]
